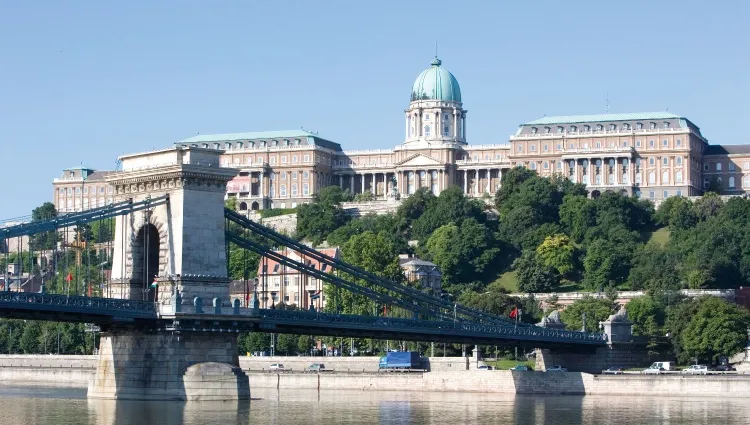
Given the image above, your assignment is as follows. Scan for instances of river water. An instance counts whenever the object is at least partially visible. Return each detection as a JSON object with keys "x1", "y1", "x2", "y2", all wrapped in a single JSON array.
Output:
[{"x1": 0, "y1": 386, "x2": 746, "y2": 425}]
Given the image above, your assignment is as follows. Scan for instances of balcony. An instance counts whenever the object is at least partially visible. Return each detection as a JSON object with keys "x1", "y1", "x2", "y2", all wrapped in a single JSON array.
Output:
[
  {"x1": 561, "y1": 146, "x2": 634, "y2": 157},
  {"x1": 455, "y1": 158, "x2": 511, "y2": 166},
  {"x1": 510, "y1": 127, "x2": 697, "y2": 140}
]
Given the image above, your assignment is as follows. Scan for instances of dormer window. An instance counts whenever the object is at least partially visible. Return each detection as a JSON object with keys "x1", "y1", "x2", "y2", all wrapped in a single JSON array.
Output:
[
  {"x1": 249, "y1": 141, "x2": 255, "y2": 148},
  {"x1": 214, "y1": 143, "x2": 221, "y2": 150},
  {"x1": 225, "y1": 142, "x2": 232, "y2": 150},
  {"x1": 663, "y1": 121, "x2": 670, "y2": 129},
  {"x1": 609, "y1": 124, "x2": 617, "y2": 131},
  {"x1": 557, "y1": 126, "x2": 564, "y2": 133},
  {"x1": 597, "y1": 124, "x2": 604, "y2": 131},
  {"x1": 236, "y1": 142, "x2": 243, "y2": 149},
  {"x1": 650, "y1": 122, "x2": 656, "y2": 129},
  {"x1": 295, "y1": 139, "x2": 300, "y2": 145},
  {"x1": 544, "y1": 127, "x2": 551, "y2": 134},
  {"x1": 623, "y1": 123, "x2": 631, "y2": 130},
  {"x1": 261, "y1": 141, "x2": 267, "y2": 147},
  {"x1": 584, "y1": 125, "x2": 590, "y2": 131},
  {"x1": 637, "y1": 122, "x2": 643, "y2": 130},
  {"x1": 570, "y1": 126, "x2": 577, "y2": 132},
  {"x1": 531, "y1": 127, "x2": 538, "y2": 134},
  {"x1": 202, "y1": 143, "x2": 209, "y2": 148}
]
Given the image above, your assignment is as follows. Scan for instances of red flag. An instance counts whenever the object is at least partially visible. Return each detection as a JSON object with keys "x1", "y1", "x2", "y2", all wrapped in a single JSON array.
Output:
[
  {"x1": 65, "y1": 273, "x2": 73, "y2": 282},
  {"x1": 509, "y1": 307, "x2": 518, "y2": 319},
  {"x1": 88, "y1": 285, "x2": 92, "y2": 297},
  {"x1": 383, "y1": 304, "x2": 388, "y2": 316}
]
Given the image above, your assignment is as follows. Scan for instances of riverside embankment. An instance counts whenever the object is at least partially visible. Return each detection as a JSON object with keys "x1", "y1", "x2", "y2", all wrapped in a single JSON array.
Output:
[{"x1": 1, "y1": 355, "x2": 749, "y2": 397}]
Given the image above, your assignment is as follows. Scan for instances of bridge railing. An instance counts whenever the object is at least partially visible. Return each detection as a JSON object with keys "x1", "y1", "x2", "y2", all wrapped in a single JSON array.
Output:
[
  {"x1": 0, "y1": 292, "x2": 156, "y2": 315},
  {"x1": 260, "y1": 309, "x2": 607, "y2": 344}
]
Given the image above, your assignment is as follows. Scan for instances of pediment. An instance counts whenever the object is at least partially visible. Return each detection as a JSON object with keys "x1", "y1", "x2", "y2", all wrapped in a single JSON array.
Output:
[{"x1": 396, "y1": 154, "x2": 444, "y2": 167}]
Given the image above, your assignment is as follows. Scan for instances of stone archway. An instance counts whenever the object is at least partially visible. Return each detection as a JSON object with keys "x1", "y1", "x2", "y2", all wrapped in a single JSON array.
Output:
[
  {"x1": 251, "y1": 201, "x2": 259, "y2": 211},
  {"x1": 239, "y1": 202, "x2": 248, "y2": 211},
  {"x1": 591, "y1": 190, "x2": 601, "y2": 199},
  {"x1": 132, "y1": 223, "x2": 160, "y2": 302}
]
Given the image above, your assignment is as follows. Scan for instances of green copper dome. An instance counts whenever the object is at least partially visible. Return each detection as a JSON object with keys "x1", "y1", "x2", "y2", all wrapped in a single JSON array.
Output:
[{"x1": 410, "y1": 57, "x2": 462, "y2": 103}]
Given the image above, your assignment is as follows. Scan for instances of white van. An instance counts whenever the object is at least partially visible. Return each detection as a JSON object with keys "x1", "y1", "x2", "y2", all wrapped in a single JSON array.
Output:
[{"x1": 648, "y1": 361, "x2": 676, "y2": 371}]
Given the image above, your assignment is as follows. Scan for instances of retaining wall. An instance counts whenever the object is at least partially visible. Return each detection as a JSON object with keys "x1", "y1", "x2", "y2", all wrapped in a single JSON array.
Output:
[{"x1": 239, "y1": 356, "x2": 469, "y2": 372}]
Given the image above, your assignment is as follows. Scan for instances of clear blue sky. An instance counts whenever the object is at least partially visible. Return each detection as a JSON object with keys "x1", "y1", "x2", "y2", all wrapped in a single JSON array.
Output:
[{"x1": 1, "y1": 0, "x2": 748, "y2": 218}]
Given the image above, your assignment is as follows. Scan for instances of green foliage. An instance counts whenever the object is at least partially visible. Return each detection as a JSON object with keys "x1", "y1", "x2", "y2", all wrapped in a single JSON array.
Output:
[
  {"x1": 680, "y1": 297, "x2": 750, "y2": 363},
  {"x1": 412, "y1": 186, "x2": 485, "y2": 244},
  {"x1": 354, "y1": 191, "x2": 375, "y2": 202},
  {"x1": 259, "y1": 208, "x2": 296, "y2": 218},
  {"x1": 327, "y1": 214, "x2": 408, "y2": 253},
  {"x1": 583, "y1": 238, "x2": 633, "y2": 291},
  {"x1": 513, "y1": 251, "x2": 560, "y2": 293},
  {"x1": 397, "y1": 187, "x2": 435, "y2": 226},
  {"x1": 424, "y1": 219, "x2": 500, "y2": 293},
  {"x1": 559, "y1": 296, "x2": 617, "y2": 332},
  {"x1": 625, "y1": 295, "x2": 666, "y2": 336},
  {"x1": 296, "y1": 187, "x2": 350, "y2": 245},
  {"x1": 535, "y1": 234, "x2": 575, "y2": 276},
  {"x1": 627, "y1": 243, "x2": 681, "y2": 291},
  {"x1": 29, "y1": 202, "x2": 58, "y2": 251},
  {"x1": 0, "y1": 320, "x2": 91, "y2": 355}
]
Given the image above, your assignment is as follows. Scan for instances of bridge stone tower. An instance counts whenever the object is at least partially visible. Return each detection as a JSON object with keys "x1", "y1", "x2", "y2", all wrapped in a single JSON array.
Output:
[
  {"x1": 89, "y1": 147, "x2": 249, "y2": 401},
  {"x1": 107, "y1": 147, "x2": 237, "y2": 307}
]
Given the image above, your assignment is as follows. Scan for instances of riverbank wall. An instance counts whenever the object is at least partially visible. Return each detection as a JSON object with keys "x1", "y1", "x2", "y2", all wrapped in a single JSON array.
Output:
[{"x1": 1, "y1": 355, "x2": 750, "y2": 397}]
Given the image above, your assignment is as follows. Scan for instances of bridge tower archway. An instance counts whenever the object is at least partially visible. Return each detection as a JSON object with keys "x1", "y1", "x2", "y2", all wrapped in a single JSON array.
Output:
[{"x1": 132, "y1": 223, "x2": 160, "y2": 301}]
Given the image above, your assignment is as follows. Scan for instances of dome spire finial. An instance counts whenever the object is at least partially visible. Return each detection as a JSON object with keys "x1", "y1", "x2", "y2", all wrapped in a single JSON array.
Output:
[{"x1": 431, "y1": 41, "x2": 441, "y2": 66}]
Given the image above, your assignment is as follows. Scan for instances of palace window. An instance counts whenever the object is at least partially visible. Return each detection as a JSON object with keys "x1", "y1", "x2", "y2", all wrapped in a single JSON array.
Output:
[
  {"x1": 676, "y1": 157, "x2": 683, "y2": 165},
  {"x1": 543, "y1": 144, "x2": 548, "y2": 151},
  {"x1": 444, "y1": 126, "x2": 450, "y2": 136},
  {"x1": 557, "y1": 126, "x2": 564, "y2": 133},
  {"x1": 623, "y1": 158, "x2": 629, "y2": 166},
  {"x1": 597, "y1": 124, "x2": 603, "y2": 131},
  {"x1": 570, "y1": 126, "x2": 577, "y2": 132},
  {"x1": 291, "y1": 183, "x2": 298, "y2": 196},
  {"x1": 609, "y1": 124, "x2": 616, "y2": 131},
  {"x1": 295, "y1": 139, "x2": 301, "y2": 145},
  {"x1": 649, "y1": 157, "x2": 655, "y2": 166},
  {"x1": 530, "y1": 145, "x2": 536, "y2": 152},
  {"x1": 704, "y1": 163, "x2": 709, "y2": 171},
  {"x1": 704, "y1": 178, "x2": 710, "y2": 188},
  {"x1": 584, "y1": 125, "x2": 590, "y2": 132},
  {"x1": 648, "y1": 171, "x2": 655, "y2": 184},
  {"x1": 663, "y1": 190, "x2": 669, "y2": 198},
  {"x1": 649, "y1": 191, "x2": 655, "y2": 199},
  {"x1": 270, "y1": 157, "x2": 276, "y2": 165},
  {"x1": 744, "y1": 161, "x2": 750, "y2": 170},
  {"x1": 569, "y1": 143, "x2": 575, "y2": 149},
  {"x1": 729, "y1": 162, "x2": 735, "y2": 171},
  {"x1": 649, "y1": 140, "x2": 655, "y2": 148},
  {"x1": 304, "y1": 154, "x2": 310, "y2": 163},
  {"x1": 531, "y1": 127, "x2": 538, "y2": 134},
  {"x1": 608, "y1": 174, "x2": 615, "y2": 184},
  {"x1": 256, "y1": 157, "x2": 263, "y2": 164},
  {"x1": 663, "y1": 122, "x2": 670, "y2": 129},
  {"x1": 281, "y1": 171, "x2": 287, "y2": 180},
  {"x1": 280, "y1": 184, "x2": 287, "y2": 196},
  {"x1": 291, "y1": 171, "x2": 298, "y2": 179},
  {"x1": 303, "y1": 183, "x2": 309, "y2": 195},
  {"x1": 729, "y1": 177, "x2": 735, "y2": 188},
  {"x1": 545, "y1": 127, "x2": 551, "y2": 134},
  {"x1": 303, "y1": 171, "x2": 309, "y2": 180},
  {"x1": 662, "y1": 171, "x2": 670, "y2": 184},
  {"x1": 622, "y1": 141, "x2": 629, "y2": 147},
  {"x1": 716, "y1": 163, "x2": 722, "y2": 171},
  {"x1": 424, "y1": 125, "x2": 431, "y2": 137},
  {"x1": 637, "y1": 122, "x2": 643, "y2": 130},
  {"x1": 650, "y1": 122, "x2": 656, "y2": 129},
  {"x1": 595, "y1": 174, "x2": 602, "y2": 184},
  {"x1": 622, "y1": 173, "x2": 629, "y2": 184},
  {"x1": 717, "y1": 177, "x2": 723, "y2": 186},
  {"x1": 424, "y1": 114, "x2": 430, "y2": 120},
  {"x1": 663, "y1": 139, "x2": 669, "y2": 147},
  {"x1": 609, "y1": 159, "x2": 615, "y2": 167},
  {"x1": 663, "y1": 157, "x2": 668, "y2": 166},
  {"x1": 595, "y1": 159, "x2": 602, "y2": 168},
  {"x1": 676, "y1": 171, "x2": 683, "y2": 184},
  {"x1": 281, "y1": 156, "x2": 287, "y2": 164},
  {"x1": 676, "y1": 190, "x2": 682, "y2": 197},
  {"x1": 557, "y1": 161, "x2": 562, "y2": 170},
  {"x1": 530, "y1": 162, "x2": 537, "y2": 170},
  {"x1": 556, "y1": 143, "x2": 561, "y2": 150},
  {"x1": 543, "y1": 161, "x2": 549, "y2": 169},
  {"x1": 676, "y1": 139, "x2": 682, "y2": 147},
  {"x1": 636, "y1": 140, "x2": 642, "y2": 147},
  {"x1": 292, "y1": 155, "x2": 298, "y2": 164},
  {"x1": 744, "y1": 176, "x2": 750, "y2": 187}
]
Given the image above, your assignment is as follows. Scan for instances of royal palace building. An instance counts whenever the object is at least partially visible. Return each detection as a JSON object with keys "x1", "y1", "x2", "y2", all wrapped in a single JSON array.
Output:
[{"x1": 55, "y1": 56, "x2": 750, "y2": 213}]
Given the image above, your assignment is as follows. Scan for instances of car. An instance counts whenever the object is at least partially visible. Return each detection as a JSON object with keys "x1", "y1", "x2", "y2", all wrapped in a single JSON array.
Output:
[
  {"x1": 509, "y1": 365, "x2": 531, "y2": 371},
  {"x1": 642, "y1": 366, "x2": 665, "y2": 375},
  {"x1": 477, "y1": 365, "x2": 493, "y2": 370},
  {"x1": 307, "y1": 363, "x2": 326, "y2": 372},
  {"x1": 546, "y1": 365, "x2": 567, "y2": 372},
  {"x1": 603, "y1": 367, "x2": 623, "y2": 375},
  {"x1": 681, "y1": 365, "x2": 708, "y2": 375},
  {"x1": 269, "y1": 363, "x2": 285, "y2": 371}
]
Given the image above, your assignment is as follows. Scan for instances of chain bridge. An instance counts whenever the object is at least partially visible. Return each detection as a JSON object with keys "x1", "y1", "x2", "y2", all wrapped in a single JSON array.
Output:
[{"x1": 0, "y1": 146, "x2": 606, "y2": 401}]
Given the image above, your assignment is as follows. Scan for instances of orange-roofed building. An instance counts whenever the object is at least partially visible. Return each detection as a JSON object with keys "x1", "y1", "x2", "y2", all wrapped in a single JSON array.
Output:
[{"x1": 255, "y1": 247, "x2": 341, "y2": 310}]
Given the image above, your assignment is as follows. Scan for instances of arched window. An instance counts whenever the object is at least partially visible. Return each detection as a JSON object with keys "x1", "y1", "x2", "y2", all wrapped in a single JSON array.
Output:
[
  {"x1": 717, "y1": 177, "x2": 723, "y2": 186},
  {"x1": 716, "y1": 163, "x2": 722, "y2": 171},
  {"x1": 675, "y1": 171, "x2": 683, "y2": 184},
  {"x1": 662, "y1": 171, "x2": 669, "y2": 184},
  {"x1": 530, "y1": 162, "x2": 537, "y2": 170},
  {"x1": 424, "y1": 125, "x2": 431, "y2": 137},
  {"x1": 291, "y1": 183, "x2": 298, "y2": 196},
  {"x1": 569, "y1": 160, "x2": 575, "y2": 168},
  {"x1": 303, "y1": 183, "x2": 309, "y2": 195},
  {"x1": 729, "y1": 177, "x2": 735, "y2": 188},
  {"x1": 676, "y1": 157, "x2": 683, "y2": 165},
  {"x1": 648, "y1": 171, "x2": 655, "y2": 184},
  {"x1": 595, "y1": 174, "x2": 602, "y2": 184},
  {"x1": 280, "y1": 184, "x2": 287, "y2": 196}
]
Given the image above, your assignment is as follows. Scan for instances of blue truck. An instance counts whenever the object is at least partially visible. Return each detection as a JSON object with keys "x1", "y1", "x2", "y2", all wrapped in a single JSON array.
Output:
[{"x1": 378, "y1": 352, "x2": 421, "y2": 370}]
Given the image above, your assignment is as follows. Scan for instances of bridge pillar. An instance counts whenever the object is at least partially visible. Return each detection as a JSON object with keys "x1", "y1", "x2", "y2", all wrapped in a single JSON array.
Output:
[
  {"x1": 89, "y1": 147, "x2": 248, "y2": 401},
  {"x1": 88, "y1": 329, "x2": 249, "y2": 401}
]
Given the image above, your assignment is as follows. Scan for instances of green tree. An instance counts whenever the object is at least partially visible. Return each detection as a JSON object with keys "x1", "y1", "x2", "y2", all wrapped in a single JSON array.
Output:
[
  {"x1": 625, "y1": 295, "x2": 665, "y2": 336},
  {"x1": 29, "y1": 202, "x2": 58, "y2": 251},
  {"x1": 412, "y1": 186, "x2": 485, "y2": 243},
  {"x1": 627, "y1": 243, "x2": 682, "y2": 291},
  {"x1": 535, "y1": 234, "x2": 575, "y2": 276},
  {"x1": 559, "y1": 296, "x2": 616, "y2": 332},
  {"x1": 681, "y1": 297, "x2": 750, "y2": 363},
  {"x1": 583, "y1": 238, "x2": 633, "y2": 291},
  {"x1": 276, "y1": 334, "x2": 299, "y2": 355},
  {"x1": 458, "y1": 289, "x2": 517, "y2": 317},
  {"x1": 513, "y1": 251, "x2": 560, "y2": 293},
  {"x1": 354, "y1": 191, "x2": 375, "y2": 202},
  {"x1": 396, "y1": 187, "x2": 435, "y2": 226},
  {"x1": 296, "y1": 188, "x2": 350, "y2": 245}
]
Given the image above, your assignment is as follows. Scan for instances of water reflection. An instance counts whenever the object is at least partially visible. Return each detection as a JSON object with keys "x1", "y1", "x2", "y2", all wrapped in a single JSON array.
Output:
[{"x1": 0, "y1": 386, "x2": 746, "y2": 425}]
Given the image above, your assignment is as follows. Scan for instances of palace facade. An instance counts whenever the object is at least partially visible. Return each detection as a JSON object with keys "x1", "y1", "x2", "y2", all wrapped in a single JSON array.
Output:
[{"x1": 55, "y1": 56, "x2": 750, "y2": 213}]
